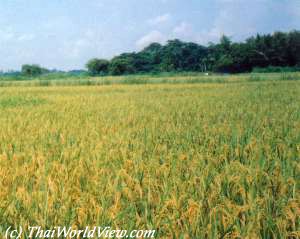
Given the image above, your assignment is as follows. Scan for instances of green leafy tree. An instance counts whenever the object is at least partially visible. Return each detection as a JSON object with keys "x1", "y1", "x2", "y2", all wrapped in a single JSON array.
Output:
[
  {"x1": 219, "y1": 35, "x2": 232, "y2": 53},
  {"x1": 21, "y1": 64, "x2": 49, "y2": 76},
  {"x1": 85, "y1": 30, "x2": 300, "y2": 75},
  {"x1": 109, "y1": 57, "x2": 135, "y2": 75},
  {"x1": 214, "y1": 55, "x2": 234, "y2": 72},
  {"x1": 86, "y1": 58, "x2": 109, "y2": 76},
  {"x1": 160, "y1": 39, "x2": 184, "y2": 71},
  {"x1": 287, "y1": 30, "x2": 300, "y2": 66},
  {"x1": 141, "y1": 43, "x2": 163, "y2": 71}
]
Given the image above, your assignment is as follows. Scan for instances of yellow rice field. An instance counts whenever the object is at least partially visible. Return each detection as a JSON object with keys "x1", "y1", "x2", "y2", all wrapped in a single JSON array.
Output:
[{"x1": 0, "y1": 80, "x2": 299, "y2": 238}]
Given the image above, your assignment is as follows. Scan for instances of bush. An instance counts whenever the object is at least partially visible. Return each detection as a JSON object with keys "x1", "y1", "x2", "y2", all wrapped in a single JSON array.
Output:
[
  {"x1": 252, "y1": 66, "x2": 300, "y2": 73},
  {"x1": 86, "y1": 59, "x2": 109, "y2": 76},
  {"x1": 109, "y1": 58, "x2": 135, "y2": 75},
  {"x1": 21, "y1": 64, "x2": 49, "y2": 77}
]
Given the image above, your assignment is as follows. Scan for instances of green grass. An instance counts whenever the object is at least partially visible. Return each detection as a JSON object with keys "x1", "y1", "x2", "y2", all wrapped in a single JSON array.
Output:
[
  {"x1": 0, "y1": 72, "x2": 299, "y2": 87},
  {"x1": 0, "y1": 96, "x2": 46, "y2": 109}
]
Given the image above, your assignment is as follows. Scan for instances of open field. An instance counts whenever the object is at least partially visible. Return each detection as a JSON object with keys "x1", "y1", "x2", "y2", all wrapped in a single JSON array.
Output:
[
  {"x1": 0, "y1": 72, "x2": 299, "y2": 87},
  {"x1": 0, "y1": 78, "x2": 299, "y2": 238}
]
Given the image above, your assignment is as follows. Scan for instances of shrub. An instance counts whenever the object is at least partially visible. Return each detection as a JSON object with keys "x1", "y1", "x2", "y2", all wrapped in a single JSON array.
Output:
[
  {"x1": 252, "y1": 66, "x2": 300, "y2": 73},
  {"x1": 21, "y1": 64, "x2": 49, "y2": 76},
  {"x1": 86, "y1": 59, "x2": 109, "y2": 76}
]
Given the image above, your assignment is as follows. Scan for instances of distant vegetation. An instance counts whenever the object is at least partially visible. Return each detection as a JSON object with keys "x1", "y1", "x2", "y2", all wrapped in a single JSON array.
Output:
[
  {"x1": 86, "y1": 59, "x2": 109, "y2": 76},
  {"x1": 252, "y1": 66, "x2": 300, "y2": 73},
  {"x1": 0, "y1": 68, "x2": 88, "y2": 82},
  {"x1": 0, "y1": 72, "x2": 298, "y2": 87},
  {"x1": 85, "y1": 30, "x2": 300, "y2": 75},
  {"x1": 0, "y1": 30, "x2": 299, "y2": 79}
]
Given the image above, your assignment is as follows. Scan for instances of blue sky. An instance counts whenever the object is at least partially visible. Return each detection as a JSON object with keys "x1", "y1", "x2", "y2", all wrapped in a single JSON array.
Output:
[{"x1": 0, "y1": 0, "x2": 299, "y2": 71}]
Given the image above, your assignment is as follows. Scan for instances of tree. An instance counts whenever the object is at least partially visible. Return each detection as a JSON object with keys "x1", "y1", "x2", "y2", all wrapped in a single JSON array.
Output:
[
  {"x1": 21, "y1": 64, "x2": 49, "y2": 76},
  {"x1": 109, "y1": 57, "x2": 135, "y2": 75},
  {"x1": 85, "y1": 30, "x2": 300, "y2": 75},
  {"x1": 140, "y1": 43, "x2": 163, "y2": 72},
  {"x1": 270, "y1": 32, "x2": 289, "y2": 66},
  {"x1": 86, "y1": 58, "x2": 109, "y2": 76},
  {"x1": 214, "y1": 55, "x2": 234, "y2": 73},
  {"x1": 160, "y1": 39, "x2": 184, "y2": 71},
  {"x1": 219, "y1": 35, "x2": 232, "y2": 53},
  {"x1": 142, "y1": 42, "x2": 162, "y2": 54},
  {"x1": 131, "y1": 53, "x2": 154, "y2": 73},
  {"x1": 287, "y1": 30, "x2": 300, "y2": 66},
  {"x1": 210, "y1": 35, "x2": 234, "y2": 72}
]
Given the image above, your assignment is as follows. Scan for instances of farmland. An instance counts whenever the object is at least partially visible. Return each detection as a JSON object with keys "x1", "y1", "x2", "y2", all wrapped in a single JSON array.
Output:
[{"x1": 0, "y1": 76, "x2": 299, "y2": 238}]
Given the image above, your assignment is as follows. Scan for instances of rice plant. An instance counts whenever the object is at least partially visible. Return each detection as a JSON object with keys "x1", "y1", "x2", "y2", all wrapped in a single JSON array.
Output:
[{"x1": 0, "y1": 79, "x2": 299, "y2": 238}]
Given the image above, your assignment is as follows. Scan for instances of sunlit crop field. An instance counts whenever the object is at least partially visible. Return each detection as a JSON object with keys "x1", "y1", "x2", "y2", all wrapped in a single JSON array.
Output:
[{"x1": 0, "y1": 80, "x2": 299, "y2": 238}]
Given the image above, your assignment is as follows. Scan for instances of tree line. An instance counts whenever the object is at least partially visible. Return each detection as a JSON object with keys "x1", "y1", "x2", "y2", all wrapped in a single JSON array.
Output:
[
  {"x1": 16, "y1": 30, "x2": 300, "y2": 77},
  {"x1": 86, "y1": 30, "x2": 300, "y2": 75}
]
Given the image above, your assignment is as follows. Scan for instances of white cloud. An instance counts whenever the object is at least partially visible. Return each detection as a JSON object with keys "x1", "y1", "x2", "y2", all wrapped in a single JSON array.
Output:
[
  {"x1": 62, "y1": 29, "x2": 106, "y2": 60},
  {"x1": 136, "y1": 30, "x2": 166, "y2": 49},
  {"x1": 147, "y1": 13, "x2": 171, "y2": 25},
  {"x1": 196, "y1": 3, "x2": 260, "y2": 44},
  {"x1": 171, "y1": 21, "x2": 204, "y2": 43},
  {"x1": 173, "y1": 22, "x2": 192, "y2": 35}
]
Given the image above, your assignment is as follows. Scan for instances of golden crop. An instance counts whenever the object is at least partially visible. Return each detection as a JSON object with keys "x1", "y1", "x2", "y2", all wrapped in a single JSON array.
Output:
[{"x1": 0, "y1": 80, "x2": 299, "y2": 238}]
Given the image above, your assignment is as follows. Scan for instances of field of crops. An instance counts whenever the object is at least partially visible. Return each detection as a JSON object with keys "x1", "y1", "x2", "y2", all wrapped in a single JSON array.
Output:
[{"x1": 0, "y1": 79, "x2": 299, "y2": 238}]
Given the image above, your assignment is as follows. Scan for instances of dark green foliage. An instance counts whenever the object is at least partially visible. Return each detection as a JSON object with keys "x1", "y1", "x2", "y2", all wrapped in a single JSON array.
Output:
[
  {"x1": 85, "y1": 30, "x2": 300, "y2": 75},
  {"x1": 253, "y1": 66, "x2": 300, "y2": 73},
  {"x1": 287, "y1": 31, "x2": 300, "y2": 66},
  {"x1": 4, "y1": 30, "x2": 299, "y2": 78},
  {"x1": 214, "y1": 55, "x2": 234, "y2": 73},
  {"x1": 21, "y1": 64, "x2": 49, "y2": 76},
  {"x1": 159, "y1": 40, "x2": 207, "y2": 72},
  {"x1": 109, "y1": 56, "x2": 135, "y2": 75},
  {"x1": 86, "y1": 58, "x2": 109, "y2": 76}
]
